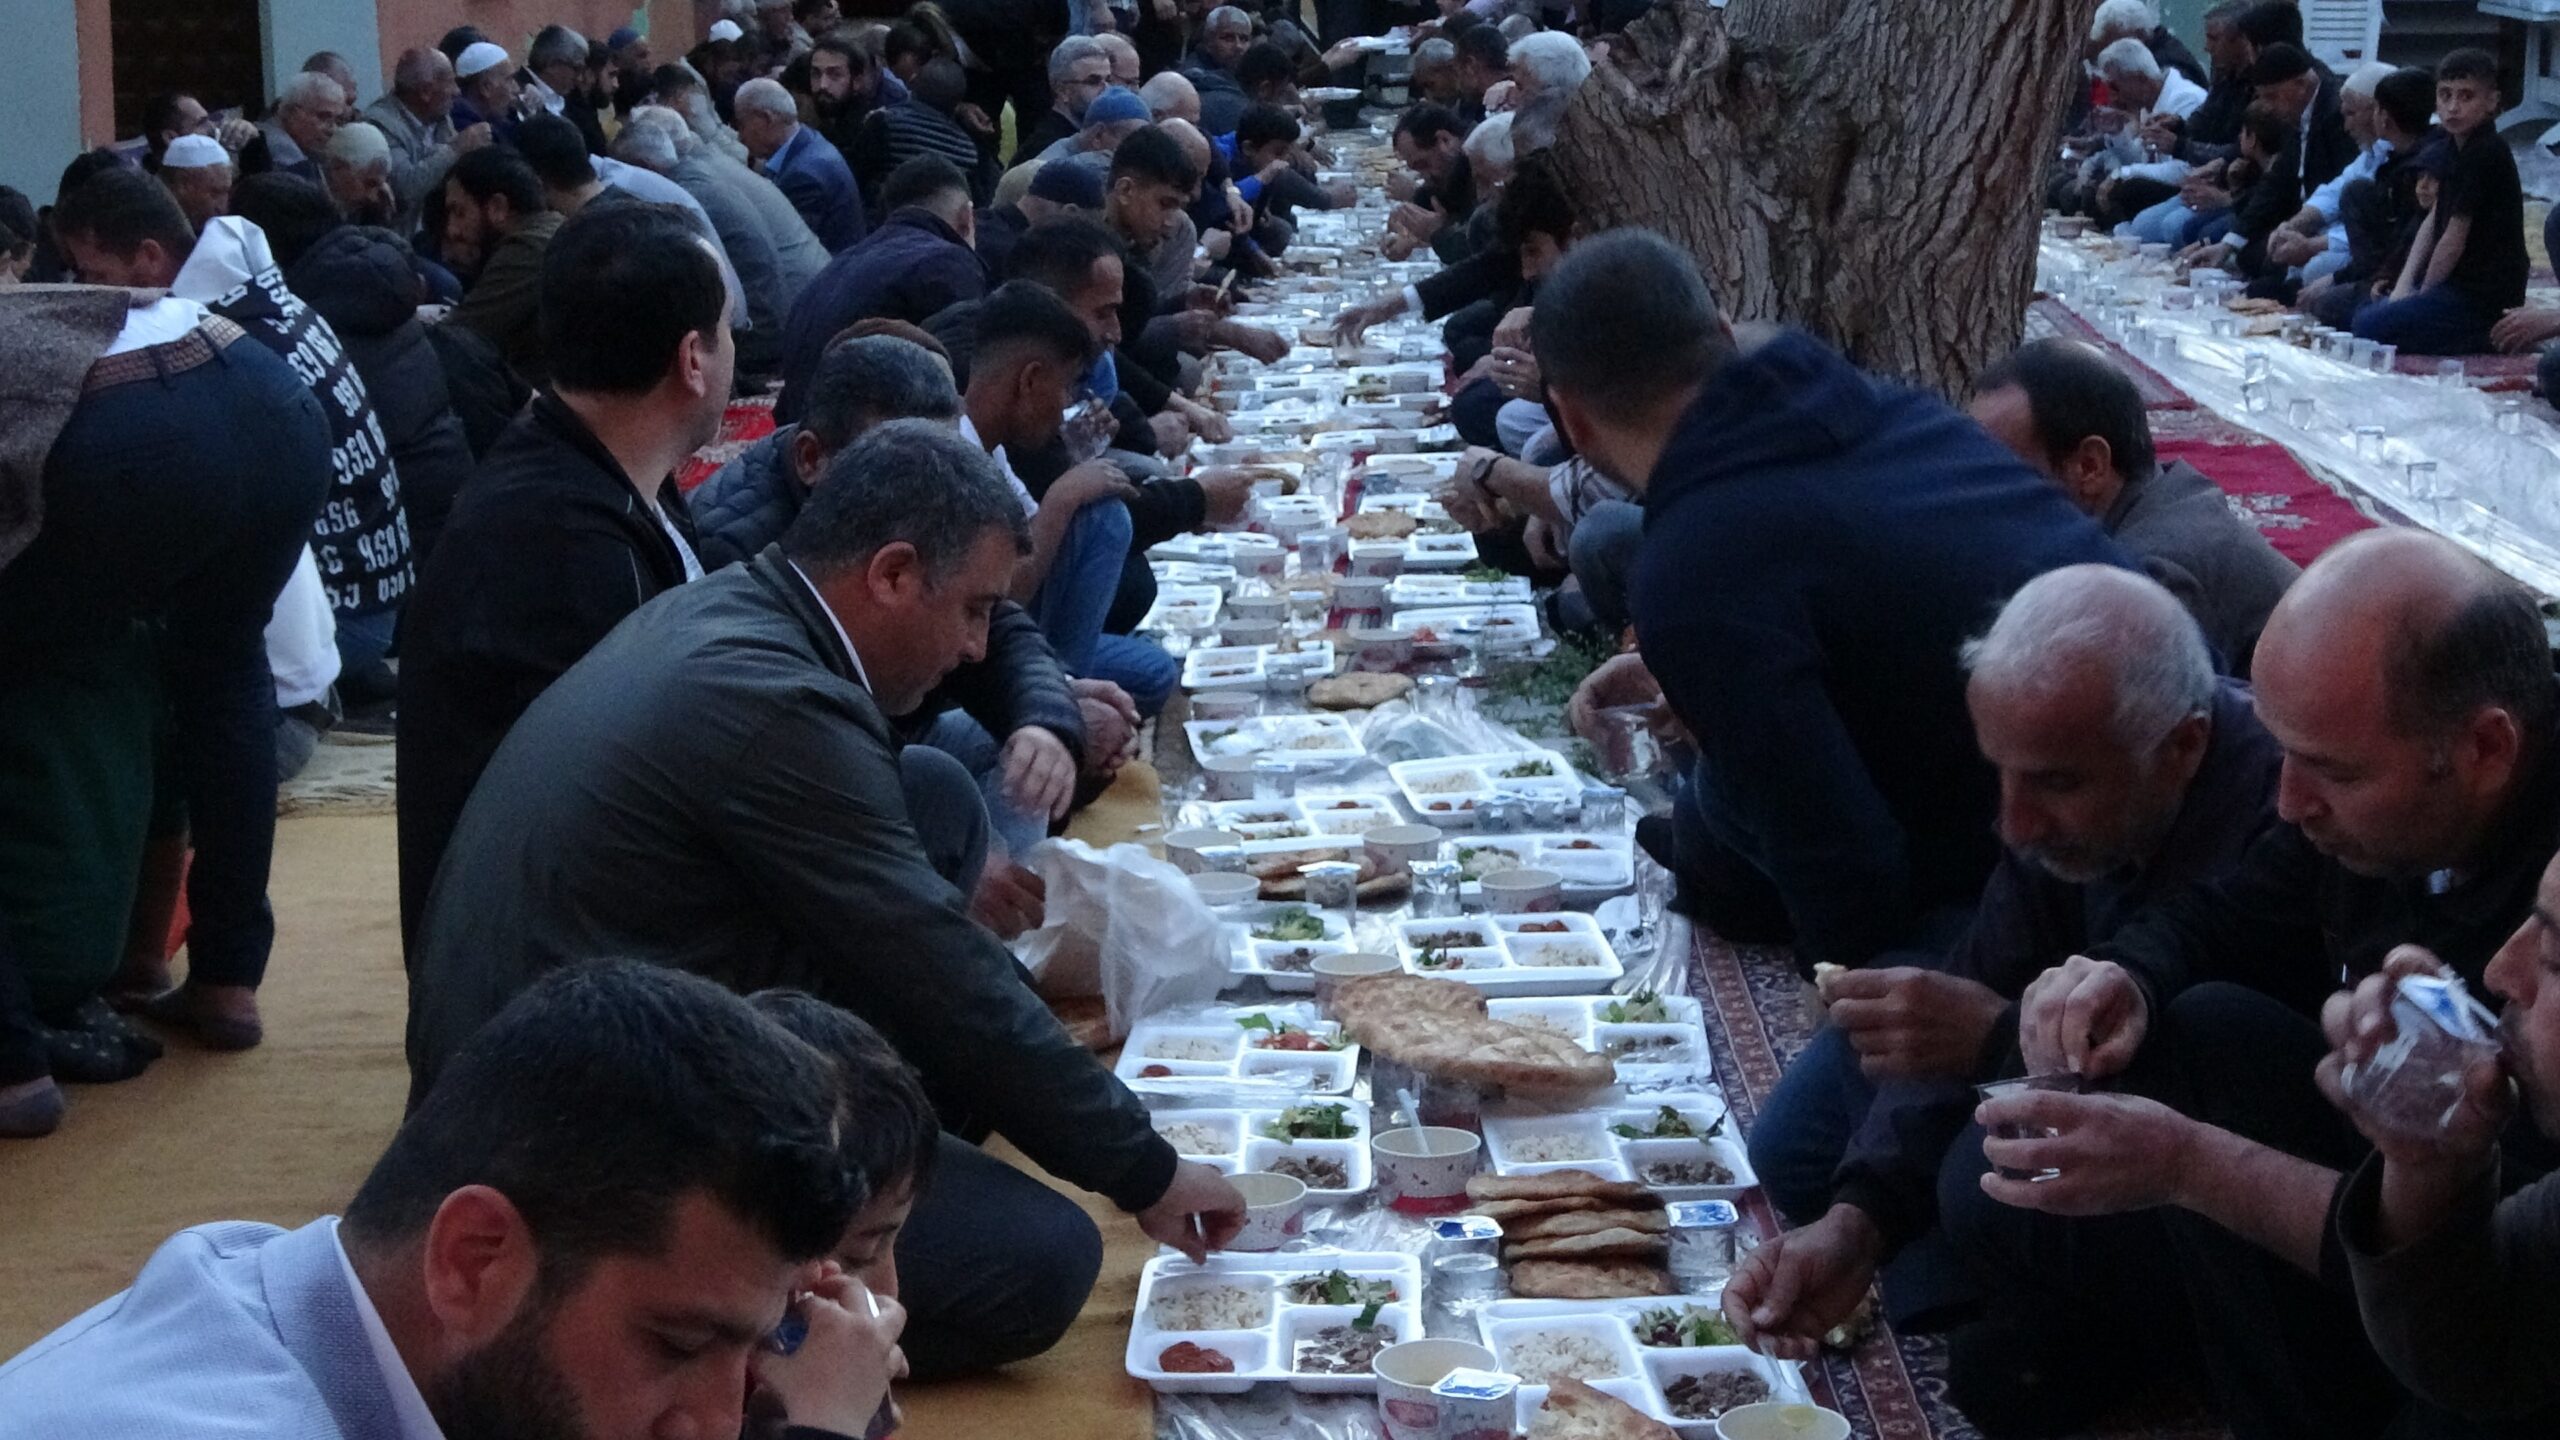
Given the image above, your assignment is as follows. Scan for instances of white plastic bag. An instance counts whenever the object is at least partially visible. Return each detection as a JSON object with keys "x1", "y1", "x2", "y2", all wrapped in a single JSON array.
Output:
[{"x1": 1017, "y1": 839, "x2": 1231, "y2": 1041}]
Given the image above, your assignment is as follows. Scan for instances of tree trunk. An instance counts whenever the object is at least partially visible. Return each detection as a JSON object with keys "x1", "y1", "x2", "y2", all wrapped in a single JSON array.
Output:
[{"x1": 1552, "y1": 0, "x2": 2091, "y2": 397}]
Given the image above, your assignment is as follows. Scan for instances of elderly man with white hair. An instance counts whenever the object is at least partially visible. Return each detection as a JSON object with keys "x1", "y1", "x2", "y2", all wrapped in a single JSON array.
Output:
[
  {"x1": 1724, "y1": 563, "x2": 2281, "y2": 1433},
  {"x1": 1140, "y1": 71, "x2": 1200, "y2": 124},
  {"x1": 246, "y1": 70, "x2": 346, "y2": 184},
  {"x1": 2089, "y1": 0, "x2": 2206, "y2": 84},
  {"x1": 735, "y1": 75, "x2": 866, "y2": 250},
  {"x1": 1505, "y1": 31, "x2": 1589, "y2": 152},
  {"x1": 321, "y1": 121, "x2": 396, "y2": 226},
  {"x1": 2081, "y1": 37, "x2": 2208, "y2": 222},
  {"x1": 159, "y1": 134, "x2": 235, "y2": 229}
]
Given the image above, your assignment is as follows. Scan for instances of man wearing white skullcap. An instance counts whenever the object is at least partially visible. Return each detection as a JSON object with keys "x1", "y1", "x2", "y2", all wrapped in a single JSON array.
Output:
[
  {"x1": 452, "y1": 41, "x2": 525, "y2": 141},
  {"x1": 707, "y1": 17, "x2": 747, "y2": 42},
  {"x1": 160, "y1": 134, "x2": 234, "y2": 229}
]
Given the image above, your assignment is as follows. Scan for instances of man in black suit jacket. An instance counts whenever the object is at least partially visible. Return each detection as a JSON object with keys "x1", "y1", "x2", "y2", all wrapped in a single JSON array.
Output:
[
  {"x1": 2219, "y1": 44, "x2": 2358, "y2": 278},
  {"x1": 408, "y1": 420, "x2": 1247, "y2": 1378},
  {"x1": 394, "y1": 203, "x2": 732, "y2": 958}
]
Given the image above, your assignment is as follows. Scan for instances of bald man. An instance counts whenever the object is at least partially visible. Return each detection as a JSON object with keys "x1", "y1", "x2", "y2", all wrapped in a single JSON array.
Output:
[
  {"x1": 1944, "y1": 529, "x2": 2560, "y2": 1440},
  {"x1": 1140, "y1": 71, "x2": 1201, "y2": 125},
  {"x1": 1729, "y1": 566, "x2": 2283, "y2": 1391}
]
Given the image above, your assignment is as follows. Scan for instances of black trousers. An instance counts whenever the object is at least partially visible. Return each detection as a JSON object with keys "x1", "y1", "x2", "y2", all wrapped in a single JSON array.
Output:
[
  {"x1": 893, "y1": 1131, "x2": 1106, "y2": 1378},
  {"x1": 1940, "y1": 983, "x2": 2394, "y2": 1440}
]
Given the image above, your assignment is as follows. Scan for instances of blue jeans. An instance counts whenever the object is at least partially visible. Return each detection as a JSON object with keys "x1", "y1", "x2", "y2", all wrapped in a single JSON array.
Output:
[
  {"x1": 1031, "y1": 498, "x2": 1177, "y2": 718},
  {"x1": 1750, "y1": 1024, "x2": 1871, "y2": 1226},
  {"x1": 920, "y1": 710, "x2": 1051, "y2": 857},
  {"x1": 2352, "y1": 287, "x2": 2495, "y2": 356},
  {"x1": 333, "y1": 606, "x2": 399, "y2": 678},
  {"x1": 896, "y1": 744, "x2": 991, "y2": 896},
  {"x1": 1566, "y1": 501, "x2": 1645, "y2": 636},
  {"x1": 2130, "y1": 197, "x2": 2202, "y2": 246}
]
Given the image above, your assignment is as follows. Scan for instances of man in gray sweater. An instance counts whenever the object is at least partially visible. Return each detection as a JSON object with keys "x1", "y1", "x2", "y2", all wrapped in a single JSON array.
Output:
[{"x1": 1971, "y1": 337, "x2": 2299, "y2": 676}]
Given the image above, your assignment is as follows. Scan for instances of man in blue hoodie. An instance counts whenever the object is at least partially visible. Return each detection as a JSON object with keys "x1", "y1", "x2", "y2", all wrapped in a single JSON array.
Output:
[{"x1": 1541, "y1": 231, "x2": 2134, "y2": 979}]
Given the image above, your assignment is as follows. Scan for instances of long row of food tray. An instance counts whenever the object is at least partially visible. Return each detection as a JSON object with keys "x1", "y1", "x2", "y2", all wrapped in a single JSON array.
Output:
[{"x1": 1104, "y1": 117, "x2": 1837, "y2": 1440}]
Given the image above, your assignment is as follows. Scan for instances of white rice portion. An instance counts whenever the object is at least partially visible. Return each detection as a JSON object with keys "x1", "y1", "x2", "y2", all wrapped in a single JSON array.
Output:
[
  {"x1": 1512, "y1": 942, "x2": 1605, "y2": 969},
  {"x1": 1148, "y1": 1036, "x2": 1238, "y2": 1061},
  {"x1": 1148, "y1": 1283, "x2": 1273, "y2": 1331},
  {"x1": 1158, "y1": 1120, "x2": 1236, "y2": 1156},
  {"x1": 1501, "y1": 1329, "x2": 1627, "y2": 1385},
  {"x1": 1507, "y1": 1130, "x2": 1606, "y2": 1163}
]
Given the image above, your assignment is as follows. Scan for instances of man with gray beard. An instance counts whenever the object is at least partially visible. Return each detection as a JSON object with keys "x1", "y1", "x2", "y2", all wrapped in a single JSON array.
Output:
[{"x1": 1726, "y1": 565, "x2": 2282, "y2": 1347}]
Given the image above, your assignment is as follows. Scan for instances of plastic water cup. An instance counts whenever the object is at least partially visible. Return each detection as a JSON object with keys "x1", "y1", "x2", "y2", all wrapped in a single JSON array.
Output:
[
  {"x1": 2286, "y1": 395, "x2": 2317, "y2": 428},
  {"x1": 2354, "y1": 424, "x2": 2388, "y2": 462},
  {"x1": 2497, "y1": 400, "x2": 2526, "y2": 435},
  {"x1": 2241, "y1": 378, "x2": 2271, "y2": 413},
  {"x1": 2405, "y1": 459, "x2": 2441, "y2": 500},
  {"x1": 2371, "y1": 342, "x2": 2397, "y2": 374},
  {"x1": 2438, "y1": 358, "x2": 2468, "y2": 387},
  {"x1": 2242, "y1": 352, "x2": 2271, "y2": 385}
]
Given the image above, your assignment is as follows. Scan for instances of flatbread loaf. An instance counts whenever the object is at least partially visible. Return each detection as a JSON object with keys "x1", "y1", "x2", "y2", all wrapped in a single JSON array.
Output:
[
  {"x1": 1334, "y1": 976, "x2": 1616, "y2": 1092},
  {"x1": 1466, "y1": 1170, "x2": 1658, "y2": 1205},
  {"x1": 1345, "y1": 510, "x2": 1420, "y2": 541},
  {"x1": 1307, "y1": 672, "x2": 1412, "y2": 710},
  {"x1": 1528, "y1": 1378, "x2": 1681, "y2": 1440},
  {"x1": 1505, "y1": 1209, "x2": 1671, "y2": 1241},
  {"x1": 1508, "y1": 1259, "x2": 1676, "y2": 1301},
  {"x1": 1471, "y1": 1195, "x2": 1614, "y2": 1222},
  {"x1": 1505, "y1": 1226, "x2": 1670, "y2": 1261}
]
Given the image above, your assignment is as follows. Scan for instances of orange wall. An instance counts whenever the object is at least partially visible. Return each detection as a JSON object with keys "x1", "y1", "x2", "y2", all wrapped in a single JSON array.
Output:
[
  {"x1": 78, "y1": 0, "x2": 115, "y2": 144},
  {"x1": 372, "y1": 0, "x2": 699, "y2": 92}
]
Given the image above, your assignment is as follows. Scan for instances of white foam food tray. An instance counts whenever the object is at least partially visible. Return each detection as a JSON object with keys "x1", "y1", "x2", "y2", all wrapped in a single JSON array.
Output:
[
  {"x1": 1395, "y1": 912, "x2": 1625, "y2": 998},
  {"x1": 1480, "y1": 1091, "x2": 1751, "y2": 1202},
  {"x1": 1152, "y1": 560, "x2": 1241, "y2": 592},
  {"x1": 1193, "y1": 793, "x2": 1404, "y2": 841},
  {"x1": 1141, "y1": 583, "x2": 1225, "y2": 635},
  {"x1": 1390, "y1": 752, "x2": 1583, "y2": 826},
  {"x1": 1180, "y1": 642, "x2": 1338, "y2": 692},
  {"x1": 1474, "y1": 1300, "x2": 1810, "y2": 1437},
  {"x1": 1148, "y1": 1101, "x2": 1376, "y2": 1205},
  {"x1": 1391, "y1": 603, "x2": 1540, "y2": 653},
  {"x1": 1388, "y1": 574, "x2": 1535, "y2": 609},
  {"x1": 1222, "y1": 902, "x2": 1355, "y2": 991},
  {"x1": 1115, "y1": 1003, "x2": 1362, "y2": 1095},
  {"x1": 1400, "y1": 531, "x2": 1481, "y2": 571},
  {"x1": 1128, "y1": 1251, "x2": 1425, "y2": 1393},
  {"x1": 1485, "y1": 993, "x2": 1717, "y2": 1093},
  {"x1": 1451, "y1": 832, "x2": 1635, "y2": 894},
  {"x1": 1188, "y1": 713, "x2": 1365, "y2": 766}
]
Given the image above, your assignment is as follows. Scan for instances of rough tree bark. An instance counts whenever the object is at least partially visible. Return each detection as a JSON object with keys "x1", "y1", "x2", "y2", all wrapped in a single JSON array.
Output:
[{"x1": 1551, "y1": 0, "x2": 2091, "y2": 397}]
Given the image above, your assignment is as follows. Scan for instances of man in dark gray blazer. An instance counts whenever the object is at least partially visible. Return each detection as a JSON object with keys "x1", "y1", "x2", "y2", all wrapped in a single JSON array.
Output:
[
  {"x1": 407, "y1": 420, "x2": 1244, "y2": 1379},
  {"x1": 1971, "y1": 338, "x2": 2300, "y2": 676}
]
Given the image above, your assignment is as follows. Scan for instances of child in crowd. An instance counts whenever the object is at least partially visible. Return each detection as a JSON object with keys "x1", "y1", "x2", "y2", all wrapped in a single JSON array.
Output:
[{"x1": 2350, "y1": 48, "x2": 2526, "y2": 355}]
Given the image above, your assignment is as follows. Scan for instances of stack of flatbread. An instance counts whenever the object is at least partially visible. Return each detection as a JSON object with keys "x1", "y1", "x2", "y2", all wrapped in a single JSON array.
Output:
[
  {"x1": 1468, "y1": 1171, "x2": 1672, "y2": 1299},
  {"x1": 1331, "y1": 975, "x2": 1615, "y2": 1093},
  {"x1": 1528, "y1": 1378, "x2": 1680, "y2": 1440},
  {"x1": 1345, "y1": 510, "x2": 1420, "y2": 541},
  {"x1": 1248, "y1": 846, "x2": 1411, "y2": 902}
]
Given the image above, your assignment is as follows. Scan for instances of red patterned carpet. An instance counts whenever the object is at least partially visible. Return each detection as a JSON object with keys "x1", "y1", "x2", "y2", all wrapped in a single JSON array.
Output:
[{"x1": 677, "y1": 394, "x2": 779, "y2": 493}]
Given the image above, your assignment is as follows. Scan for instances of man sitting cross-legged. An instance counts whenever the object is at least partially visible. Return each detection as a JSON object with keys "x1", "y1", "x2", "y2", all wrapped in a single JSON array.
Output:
[
  {"x1": 0, "y1": 960, "x2": 899, "y2": 1440},
  {"x1": 1949, "y1": 529, "x2": 2560, "y2": 1440},
  {"x1": 1727, "y1": 565, "x2": 2283, "y2": 1433},
  {"x1": 408, "y1": 421, "x2": 1246, "y2": 1379}
]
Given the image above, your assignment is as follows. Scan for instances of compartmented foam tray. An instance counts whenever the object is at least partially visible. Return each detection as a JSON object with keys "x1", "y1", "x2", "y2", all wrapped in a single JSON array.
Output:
[
  {"x1": 1484, "y1": 994, "x2": 1717, "y2": 1090},
  {"x1": 1190, "y1": 793, "x2": 1405, "y2": 841},
  {"x1": 1180, "y1": 642, "x2": 1339, "y2": 692},
  {"x1": 1187, "y1": 712, "x2": 1366, "y2": 766},
  {"x1": 1221, "y1": 902, "x2": 1354, "y2": 991},
  {"x1": 1387, "y1": 573, "x2": 1535, "y2": 609},
  {"x1": 1139, "y1": 583, "x2": 1225, "y2": 634},
  {"x1": 1390, "y1": 602, "x2": 1541, "y2": 654},
  {"x1": 1451, "y1": 832, "x2": 1636, "y2": 895},
  {"x1": 1473, "y1": 1299, "x2": 1811, "y2": 1436},
  {"x1": 1127, "y1": 1251, "x2": 1425, "y2": 1393},
  {"x1": 1479, "y1": 1090, "x2": 1750, "y2": 1202},
  {"x1": 1394, "y1": 912, "x2": 1626, "y2": 998},
  {"x1": 1147, "y1": 1100, "x2": 1376, "y2": 1203},
  {"x1": 1389, "y1": 751, "x2": 1585, "y2": 826},
  {"x1": 1114, "y1": 1003, "x2": 1362, "y2": 1094}
]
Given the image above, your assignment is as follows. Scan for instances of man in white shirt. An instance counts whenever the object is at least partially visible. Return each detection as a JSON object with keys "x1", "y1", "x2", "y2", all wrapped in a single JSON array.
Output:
[
  {"x1": 2089, "y1": 38, "x2": 2208, "y2": 219},
  {"x1": 0, "y1": 960, "x2": 904, "y2": 1440}
]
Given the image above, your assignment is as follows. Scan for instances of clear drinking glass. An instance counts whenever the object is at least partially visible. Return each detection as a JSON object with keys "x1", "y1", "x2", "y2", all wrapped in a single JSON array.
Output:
[{"x1": 2354, "y1": 424, "x2": 2388, "y2": 462}]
